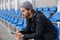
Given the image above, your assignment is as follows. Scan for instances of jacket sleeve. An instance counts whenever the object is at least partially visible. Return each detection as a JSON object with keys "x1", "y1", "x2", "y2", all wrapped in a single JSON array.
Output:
[
  {"x1": 23, "y1": 14, "x2": 45, "y2": 39},
  {"x1": 20, "y1": 27, "x2": 31, "y2": 34},
  {"x1": 20, "y1": 19, "x2": 32, "y2": 34}
]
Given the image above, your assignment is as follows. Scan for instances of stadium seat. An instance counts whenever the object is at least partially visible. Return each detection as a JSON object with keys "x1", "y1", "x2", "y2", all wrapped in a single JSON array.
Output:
[
  {"x1": 42, "y1": 7, "x2": 50, "y2": 18},
  {"x1": 50, "y1": 6, "x2": 57, "y2": 13},
  {"x1": 15, "y1": 18, "x2": 24, "y2": 26},
  {"x1": 50, "y1": 12, "x2": 60, "y2": 22},
  {"x1": 16, "y1": 9, "x2": 22, "y2": 16},
  {"x1": 43, "y1": 7, "x2": 50, "y2": 12},
  {"x1": 34, "y1": 7, "x2": 38, "y2": 11},
  {"x1": 11, "y1": 17, "x2": 18, "y2": 24},
  {"x1": 43, "y1": 11, "x2": 50, "y2": 18},
  {"x1": 8, "y1": 17, "x2": 15, "y2": 22},
  {"x1": 14, "y1": 18, "x2": 26, "y2": 31},
  {"x1": 38, "y1": 7, "x2": 43, "y2": 12}
]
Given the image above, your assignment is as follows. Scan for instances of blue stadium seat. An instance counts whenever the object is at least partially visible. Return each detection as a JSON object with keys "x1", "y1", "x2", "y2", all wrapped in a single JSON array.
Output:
[
  {"x1": 43, "y1": 7, "x2": 50, "y2": 12},
  {"x1": 15, "y1": 18, "x2": 24, "y2": 26},
  {"x1": 34, "y1": 7, "x2": 38, "y2": 11},
  {"x1": 9, "y1": 17, "x2": 15, "y2": 22},
  {"x1": 38, "y1": 7, "x2": 43, "y2": 12},
  {"x1": 16, "y1": 9, "x2": 22, "y2": 16},
  {"x1": 11, "y1": 17, "x2": 18, "y2": 24},
  {"x1": 0, "y1": 9, "x2": 27, "y2": 31},
  {"x1": 50, "y1": 6, "x2": 57, "y2": 13},
  {"x1": 50, "y1": 12, "x2": 60, "y2": 22},
  {"x1": 9, "y1": 9, "x2": 16, "y2": 15},
  {"x1": 43, "y1": 7, "x2": 50, "y2": 18},
  {"x1": 43, "y1": 11, "x2": 50, "y2": 18},
  {"x1": 15, "y1": 18, "x2": 26, "y2": 31}
]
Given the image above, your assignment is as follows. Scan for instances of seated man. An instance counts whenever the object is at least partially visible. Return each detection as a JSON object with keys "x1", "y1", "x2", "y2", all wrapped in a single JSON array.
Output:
[{"x1": 14, "y1": 1, "x2": 57, "y2": 40}]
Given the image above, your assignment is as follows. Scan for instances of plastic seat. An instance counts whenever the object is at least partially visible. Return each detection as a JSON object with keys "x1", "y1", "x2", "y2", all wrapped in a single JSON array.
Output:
[
  {"x1": 16, "y1": 9, "x2": 20, "y2": 15},
  {"x1": 43, "y1": 7, "x2": 50, "y2": 18},
  {"x1": 15, "y1": 18, "x2": 26, "y2": 31},
  {"x1": 9, "y1": 9, "x2": 16, "y2": 15},
  {"x1": 16, "y1": 9, "x2": 23, "y2": 17},
  {"x1": 38, "y1": 7, "x2": 43, "y2": 12},
  {"x1": 50, "y1": 6, "x2": 57, "y2": 13},
  {"x1": 43, "y1": 7, "x2": 50, "y2": 12},
  {"x1": 15, "y1": 18, "x2": 24, "y2": 26},
  {"x1": 0, "y1": 9, "x2": 27, "y2": 31},
  {"x1": 11, "y1": 17, "x2": 18, "y2": 24},
  {"x1": 8, "y1": 16, "x2": 15, "y2": 23},
  {"x1": 50, "y1": 12, "x2": 60, "y2": 22},
  {"x1": 34, "y1": 7, "x2": 38, "y2": 11},
  {"x1": 7, "y1": 16, "x2": 13, "y2": 22},
  {"x1": 43, "y1": 11, "x2": 50, "y2": 18}
]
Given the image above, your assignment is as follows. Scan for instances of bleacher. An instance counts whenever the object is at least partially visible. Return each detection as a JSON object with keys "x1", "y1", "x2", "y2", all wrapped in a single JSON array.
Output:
[
  {"x1": 0, "y1": 9, "x2": 27, "y2": 33},
  {"x1": 0, "y1": 6, "x2": 60, "y2": 40}
]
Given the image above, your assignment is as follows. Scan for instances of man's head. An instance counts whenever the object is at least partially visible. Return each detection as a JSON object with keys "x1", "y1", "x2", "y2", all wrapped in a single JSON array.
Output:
[{"x1": 20, "y1": 1, "x2": 34, "y2": 18}]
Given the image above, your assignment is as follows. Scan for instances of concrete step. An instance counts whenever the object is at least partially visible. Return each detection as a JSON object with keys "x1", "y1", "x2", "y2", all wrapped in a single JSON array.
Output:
[{"x1": 0, "y1": 22, "x2": 18, "y2": 40}]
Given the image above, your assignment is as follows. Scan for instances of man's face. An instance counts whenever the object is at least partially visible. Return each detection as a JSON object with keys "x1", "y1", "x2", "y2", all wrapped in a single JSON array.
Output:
[{"x1": 20, "y1": 7, "x2": 30, "y2": 18}]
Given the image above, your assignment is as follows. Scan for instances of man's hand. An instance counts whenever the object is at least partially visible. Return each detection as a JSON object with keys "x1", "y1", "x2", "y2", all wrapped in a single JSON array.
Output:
[{"x1": 14, "y1": 31, "x2": 24, "y2": 40}]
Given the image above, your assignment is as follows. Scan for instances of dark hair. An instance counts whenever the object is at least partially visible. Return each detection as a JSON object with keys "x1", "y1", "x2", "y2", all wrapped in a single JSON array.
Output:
[{"x1": 25, "y1": 8, "x2": 35, "y2": 13}]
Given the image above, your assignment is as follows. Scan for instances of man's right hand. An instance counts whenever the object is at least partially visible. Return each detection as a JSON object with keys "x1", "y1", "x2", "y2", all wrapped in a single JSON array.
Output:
[{"x1": 13, "y1": 31, "x2": 24, "y2": 40}]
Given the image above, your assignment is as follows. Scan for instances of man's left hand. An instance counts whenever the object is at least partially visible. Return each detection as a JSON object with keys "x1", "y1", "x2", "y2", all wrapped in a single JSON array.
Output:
[{"x1": 14, "y1": 31, "x2": 24, "y2": 40}]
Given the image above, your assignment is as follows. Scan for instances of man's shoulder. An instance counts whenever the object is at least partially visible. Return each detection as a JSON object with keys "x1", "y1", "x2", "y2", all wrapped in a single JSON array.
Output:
[
  {"x1": 35, "y1": 11, "x2": 43, "y2": 18},
  {"x1": 36, "y1": 11, "x2": 43, "y2": 15}
]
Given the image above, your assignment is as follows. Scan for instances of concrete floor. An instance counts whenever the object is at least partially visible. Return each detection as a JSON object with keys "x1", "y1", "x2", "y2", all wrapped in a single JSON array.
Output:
[{"x1": 0, "y1": 22, "x2": 18, "y2": 40}]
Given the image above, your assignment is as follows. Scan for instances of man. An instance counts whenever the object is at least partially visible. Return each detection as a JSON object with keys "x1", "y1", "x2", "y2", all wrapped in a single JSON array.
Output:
[{"x1": 14, "y1": 1, "x2": 57, "y2": 40}]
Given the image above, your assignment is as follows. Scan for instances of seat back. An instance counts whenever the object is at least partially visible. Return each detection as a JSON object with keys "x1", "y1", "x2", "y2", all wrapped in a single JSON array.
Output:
[
  {"x1": 52, "y1": 12, "x2": 60, "y2": 21},
  {"x1": 50, "y1": 6, "x2": 57, "y2": 13},
  {"x1": 38, "y1": 7, "x2": 43, "y2": 12}
]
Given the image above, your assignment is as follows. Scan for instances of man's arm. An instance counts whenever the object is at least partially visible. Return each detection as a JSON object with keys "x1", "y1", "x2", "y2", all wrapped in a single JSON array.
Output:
[{"x1": 20, "y1": 19, "x2": 31, "y2": 34}]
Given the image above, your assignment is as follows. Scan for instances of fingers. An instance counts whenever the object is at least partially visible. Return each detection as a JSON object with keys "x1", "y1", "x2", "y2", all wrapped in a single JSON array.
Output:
[
  {"x1": 16, "y1": 31, "x2": 20, "y2": 33},
  {"x1": 14, "y1": 33, "x2": 17, "y2": 38},
  {"x1": 13, "y1": 31, "x2": 23, "y2": 40},
  {"x1": 14, "y1": 33, "x2": 20, "y2": 38},
  {"x1": 14, "y1": 32, "x2": 22, "y2": 37}
]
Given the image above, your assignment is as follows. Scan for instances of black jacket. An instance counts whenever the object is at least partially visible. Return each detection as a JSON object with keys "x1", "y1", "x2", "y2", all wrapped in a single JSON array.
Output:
[{"x1": 21, "y1": 11, "x2": 57, "y2": 40}]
